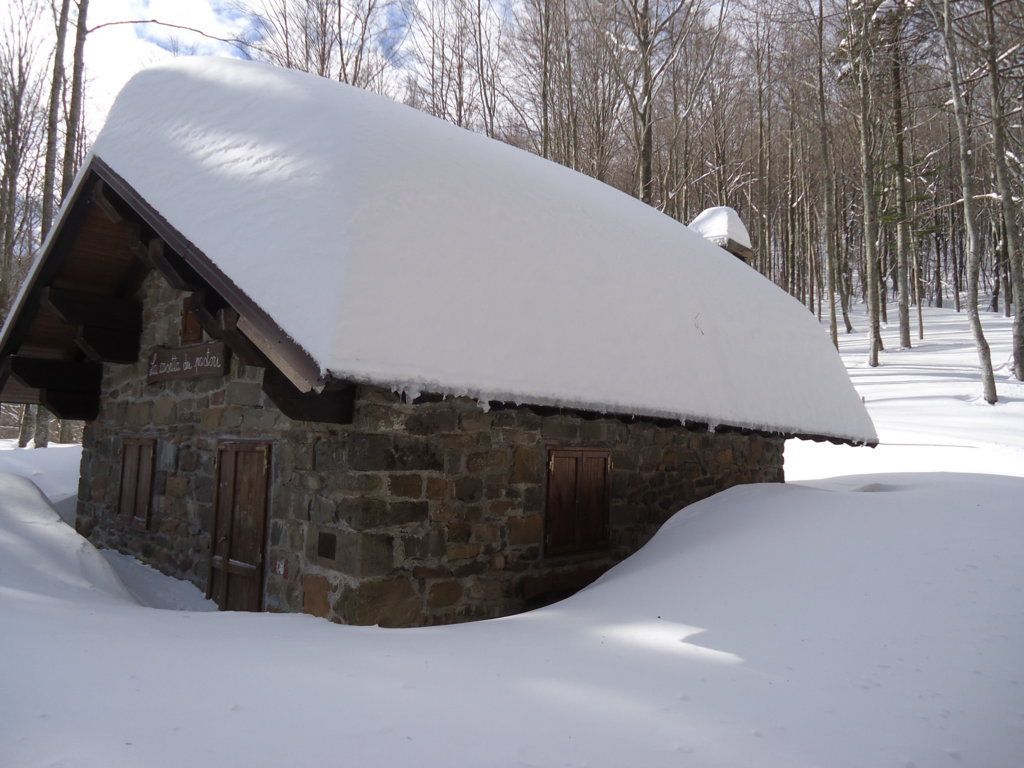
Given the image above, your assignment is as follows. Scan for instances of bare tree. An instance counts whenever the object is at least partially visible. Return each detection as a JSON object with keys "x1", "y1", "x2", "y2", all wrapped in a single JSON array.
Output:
[
  {"x1": 926, "y1": 0, "x2": 996, "y2": 403},
  {"x1": 981, "y1": 0, "x2": 1022, "y2": 381}
]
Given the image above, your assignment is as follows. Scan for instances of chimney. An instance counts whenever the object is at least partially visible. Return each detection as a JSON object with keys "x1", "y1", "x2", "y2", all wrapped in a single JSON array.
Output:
[{"x1": 688, "y1": 206, "x2": 754, "y2": 263}]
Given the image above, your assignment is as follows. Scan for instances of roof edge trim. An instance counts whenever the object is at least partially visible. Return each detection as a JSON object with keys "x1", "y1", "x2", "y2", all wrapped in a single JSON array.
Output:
[{"x1": 91, "y1": 157, "x2": 325, "y2": 393}]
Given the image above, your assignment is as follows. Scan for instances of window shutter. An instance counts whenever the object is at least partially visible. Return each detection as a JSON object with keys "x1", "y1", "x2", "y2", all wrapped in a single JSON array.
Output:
[
  {"x1": 544, "y1": 448, "x2": 610, "y2": 555},
  {"x1": 181, "y1": 296, "x2": 203, "y2": 344},
  {"x1": 545, "y1": 451, "x2": 579, "y2": 554},
  {"x1": 577, "y1": 451, "x2": 609, "y2": 548},
  {"x1": 119, "y1": 437, "x2": 156, "y2": 528}
]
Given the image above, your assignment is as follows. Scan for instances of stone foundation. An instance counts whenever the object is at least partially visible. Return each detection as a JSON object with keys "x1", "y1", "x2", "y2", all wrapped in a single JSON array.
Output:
[{"x1": 77, "y1": 271, "x2": 784, "y2": 626}]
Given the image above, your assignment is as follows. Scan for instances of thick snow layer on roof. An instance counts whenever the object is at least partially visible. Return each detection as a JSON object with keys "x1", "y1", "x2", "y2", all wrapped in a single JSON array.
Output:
[
  {"x1": 86, "y1": 58, "x2": 874, "y2": 443},
  {"x1": 689, "y1": 206, "x2": 753, "y2": 250}
]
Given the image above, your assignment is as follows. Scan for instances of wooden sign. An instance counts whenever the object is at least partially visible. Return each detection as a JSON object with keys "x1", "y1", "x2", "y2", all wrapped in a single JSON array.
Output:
[{"x1": 147, "y1": 341, "x2": 229, "y2": 383}]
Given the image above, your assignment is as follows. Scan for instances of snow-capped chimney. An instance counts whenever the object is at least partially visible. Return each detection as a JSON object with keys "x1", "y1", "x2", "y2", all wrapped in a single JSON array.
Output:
[{"x1": 688, "y1": 206, "x2": 754, "y2": 263}]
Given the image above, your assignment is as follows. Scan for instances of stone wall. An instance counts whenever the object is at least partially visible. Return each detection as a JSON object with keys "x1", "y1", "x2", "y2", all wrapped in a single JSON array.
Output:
[{"x1": 77, "y1": 270, "x2": 785, "y2": 626}]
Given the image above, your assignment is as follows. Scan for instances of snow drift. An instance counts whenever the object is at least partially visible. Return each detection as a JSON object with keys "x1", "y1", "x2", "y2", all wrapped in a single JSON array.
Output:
[
  {"x1": 19, "y1": 57, "x2": 875, "y2": 444},
  {"x1": 2, "y1": 468, "x2": 1021, "y2": 767}
]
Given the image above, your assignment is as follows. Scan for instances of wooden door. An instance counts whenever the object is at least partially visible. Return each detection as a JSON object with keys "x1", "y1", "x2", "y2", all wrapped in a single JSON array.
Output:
[{"x1": 209, "y1": 442, "x2": 270, "y2": 611}]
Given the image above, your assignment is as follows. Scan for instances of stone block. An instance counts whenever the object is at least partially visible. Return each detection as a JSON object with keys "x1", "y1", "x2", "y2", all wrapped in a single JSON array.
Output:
[
  {"x1": 345, "y1": 577, "x2": 421, "y2": 627},
  {"x1": 358, "y1": 533, "x2": 394, "y2": 577},
  {"x1": 406, "y1": 409, "x2": 459, "y2": 435},
  {"x1": 446, "y1": 542, "x2": 481, "y2": 561},
  {"x1": 200, "y1": 408, "x2": 223, "y2": 430},
  {"x1": 425, "y1": 477, "x2": 447, "y2": 499},
  {"x1": 471, "y1": 524, "x2": 501, "y2": 545},
  {"x1": 222, "y1": 406, "x2": 243, "y2": 429},
  {"x1": 242, "y1": 408, "x2": 279, "y2": 432},
  {"x1": 314, "y1": 438, "x2": 346, "y2": 471},
  {"x1": 329, "y1": 473, "x2": 384, "y2": 494},
  {"x1": 541, "y1": 416, "x2": 578, "y2": 441},
  {"x1": 459, "y1": 410, "x2": 491, "y2": 432},
  {"x1": 454, "y1": 477, "x2": 483, "y2": 502},
  {"x1": 348, "y1": 433, "x2": 395, "y2": 471},
  {"x1": 392, "y1": 437, "x2": 444, "y2": 471},
  {"x1": 383, "y1": 501, "x2": 430, "y2": 527},
  {"x1": 508, "y1": 515, "x2": 543, "y2": 546},
  {"x1": 302, "y1": 574, "x2": 331, "y2": 618},
  {"x1": 152, "y1": 396, "x2": 177, "y2": 424},
  {"x1": 163, "y1": 474, "x2": 187, "y2": 498},
  {"x1": 226, "y1": 380, "x2": 263, "y2": 407},
  {"x1": 310, "y1": 496, "x2": 338, "y2": 525},
  {"x1": 427, "y1": 580, "x2": 463, "y2": 609},
  {"x1": 125, "y1": 402, "x2": 153, "y2": 428},
  {"x1": 402, "y1": 529, "x2": 446, "y2": 560},
  {"x1": 511, "y1": 446, "x2": 542, "y2": 483},
  {"x1": 446, "y1": 521, "x2": 471, "y2": 543},
  {"x1": 388, "y1": 473, "x2": 423, "y2": 499}
]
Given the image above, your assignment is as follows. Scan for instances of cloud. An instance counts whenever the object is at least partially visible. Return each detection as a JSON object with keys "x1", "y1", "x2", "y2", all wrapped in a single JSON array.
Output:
[{"x1": 84, "y1": 0, "x2": 249, "y2": 135}]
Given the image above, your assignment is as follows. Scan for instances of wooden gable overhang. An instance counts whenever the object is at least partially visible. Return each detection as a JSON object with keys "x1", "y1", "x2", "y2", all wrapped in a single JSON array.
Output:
[{"x1": 0, "y1": 157, "x2": 355, "y2": 423}]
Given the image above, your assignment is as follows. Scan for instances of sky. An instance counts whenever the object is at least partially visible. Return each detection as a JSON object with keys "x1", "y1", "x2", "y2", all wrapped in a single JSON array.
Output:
[{"x1": 80, "y1": 0, "x2": 248, "y2": 134}]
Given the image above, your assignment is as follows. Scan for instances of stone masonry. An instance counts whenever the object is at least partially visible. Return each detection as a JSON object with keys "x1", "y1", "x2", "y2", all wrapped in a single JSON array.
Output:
[{"x1": 77, "y1": 270, "x2": 785, "y2": 626}]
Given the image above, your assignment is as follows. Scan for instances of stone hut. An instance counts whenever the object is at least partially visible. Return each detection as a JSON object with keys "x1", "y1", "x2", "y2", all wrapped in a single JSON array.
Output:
[{"x1": 0, "y1": 59, "x2": 876, "y2": 626}]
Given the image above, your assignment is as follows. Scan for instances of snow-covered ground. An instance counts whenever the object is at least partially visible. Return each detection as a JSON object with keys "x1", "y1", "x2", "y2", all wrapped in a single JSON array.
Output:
[
  {"x1": 786, "y1": 303, "x2": 1024, "y2": 480},
  {"x1": 0, "y1": 302, "x2": 1021, "y2": 767}
]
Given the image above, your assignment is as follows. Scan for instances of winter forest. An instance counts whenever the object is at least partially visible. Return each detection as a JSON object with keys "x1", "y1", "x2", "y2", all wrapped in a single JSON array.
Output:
[{"x1": 1, "y1": 0, "x2": 1022, "y2": 445}]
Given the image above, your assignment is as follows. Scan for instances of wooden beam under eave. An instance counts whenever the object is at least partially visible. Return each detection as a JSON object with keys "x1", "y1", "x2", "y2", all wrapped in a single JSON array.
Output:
[
  {"x1": 191, "y1": 301, "x2": 268, "y2": 368},
  {"x1": 261, "y1": 368, "x2": 354, "y2": 424},
  {"x1": 0, "y1": 356, "x2": 100, "y2": 419},
  {"x1": 5, "y1": 356, "x2": 102, "y2": 394},
  {"x1": 75, "y1": 325, "x2": 140, "y2": 364},
  {"x1": 136, "y1": 238, "x2": 204, "y2": 292},
  {"x1": 0, "y1": 377, "x2": 42, "y2": 405},
  {"x1": 236, "y1": 314, "x2": 321, "y2": 393},
  {"x1": 91, "y1": 180, "x2": 123, "y2": 224},
  {"x1": 41, "y1": 389, "x2": 99, "y2": 420},
  {"x1": 42, "y1": 287, "x2": 142, "y2": 331}
]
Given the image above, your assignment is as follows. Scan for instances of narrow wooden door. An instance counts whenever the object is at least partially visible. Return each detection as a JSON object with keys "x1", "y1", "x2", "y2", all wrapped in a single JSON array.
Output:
[{"x1": 209, "y1": 442, "x2": 270, "y2": 611}]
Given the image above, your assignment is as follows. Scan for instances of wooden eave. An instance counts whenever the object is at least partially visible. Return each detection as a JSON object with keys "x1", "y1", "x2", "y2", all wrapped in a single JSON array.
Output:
[{"x1": 0, "y1": 158, "x2": 354, "y2": 423}]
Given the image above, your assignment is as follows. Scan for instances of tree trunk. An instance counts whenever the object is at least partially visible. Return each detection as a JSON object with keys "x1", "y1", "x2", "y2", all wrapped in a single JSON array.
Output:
[
  {"x1": 60, "y1": 0, "x2": 88, "y2": 198},
  {"x1": 41, "y1": 0, "x2": 71, "y2": 241},
  {"x1": 855, "y1": 2, "x2": 881, "y2": 366},
  {"x1": 890, "y1": 21, "x2": 912, "y2": 348},
  {"x1": 18, "y1": 405, "x2": 33, "y2": 448},
  {"x1": 982, "y1": 0, "x2": 1022, "y2": 379},
  {"x1": 33, "y1": 406, "x2": 51, "y2": 448},
  {"x1": 929, "y1": 0, "x2": 997, "y2": 403}
]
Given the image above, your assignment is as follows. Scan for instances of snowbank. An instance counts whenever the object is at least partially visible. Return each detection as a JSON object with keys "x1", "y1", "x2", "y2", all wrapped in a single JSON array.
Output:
[
  {"x1": 1, "y1": 467, "x2": 1021, "y2": 767},
  {"x1": 53, "y1": 58, "x2": 873, "y2": 444},
  {"x1": 0, "y1": 440, "x2": 82, "y2": 522}
]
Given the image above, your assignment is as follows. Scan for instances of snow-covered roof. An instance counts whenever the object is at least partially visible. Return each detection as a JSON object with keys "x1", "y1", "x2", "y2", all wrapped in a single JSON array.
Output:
[
  {"x1": 52, "y1": 58, "x2": 874, "y2": 444},
  {"x1": 689, "y1": 206, "x2": 753, "y2": 251}
]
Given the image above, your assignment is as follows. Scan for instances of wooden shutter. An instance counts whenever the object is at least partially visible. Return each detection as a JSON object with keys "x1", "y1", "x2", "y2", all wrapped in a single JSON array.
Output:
[
  {"x1": 180, "y1": 296, "x2": 203, "y2": 344},
  {"x1": 544, "y1": 448, "x2": 610, "y2": 555},
  {"x1": 210, "y1": 442, "x2": 271, "y2": 612},
  {"x1": 119, "y1": 437, "x2": 156, "y2": 528},
  {"x1": 577, "y1": 452, "x2": 609, "y2": 548}
]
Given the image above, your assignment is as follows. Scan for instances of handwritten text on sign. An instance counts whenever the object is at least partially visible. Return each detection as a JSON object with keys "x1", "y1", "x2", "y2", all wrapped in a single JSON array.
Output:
[{"x1": 147, "y1": 342, "x2": 229, "y2": 384}]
